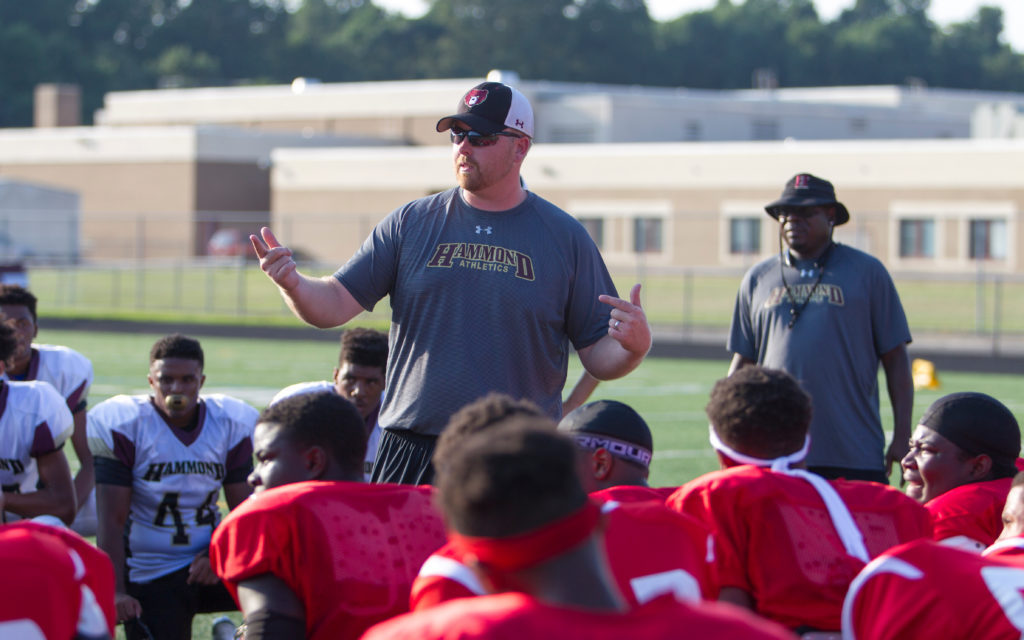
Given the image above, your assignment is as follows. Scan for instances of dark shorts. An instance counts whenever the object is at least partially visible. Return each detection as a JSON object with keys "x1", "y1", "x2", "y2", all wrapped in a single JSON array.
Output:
[
  {"x1": 370, "y1": 428, "x2": 438, "y2": 485},
  {"x1": 807, "y1": 465, "x2": 889, "y2": 484},
  {"x1": 125, "y1": 565, "x2": 237, "y2": 640}
]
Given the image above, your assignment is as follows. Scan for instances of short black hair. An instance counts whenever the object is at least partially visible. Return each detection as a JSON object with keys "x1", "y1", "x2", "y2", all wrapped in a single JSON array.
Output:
[
  {"x1": 433, "y1": 392, "x2": 548, "y2": 470},
  {"x1": 0, "y1": 285, "x2": 37, "y2": 323},
  {"x1": 257, "y1": 391, "x2": 366, "y2": 476},
  {"x1": 0, "y1": 322, "x2": 17, "y2": 364},
  {"x1": 149, "y1": 334, "x2": 204, "y2": 369},
  {"x1": 706, "y1": 366, "x2": 812, "y2": 459},
  {"x1": 338, "y1": 328, "x2": 388, "y2": 372},
  {"x1": 437, "y1": 420, "x2": 587, "y2": 538}
]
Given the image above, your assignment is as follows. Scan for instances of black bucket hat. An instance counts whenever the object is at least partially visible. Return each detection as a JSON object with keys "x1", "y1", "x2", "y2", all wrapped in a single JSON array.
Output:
[{"x1": 765, "y1": 173, "x2": 850, "y2": 225}]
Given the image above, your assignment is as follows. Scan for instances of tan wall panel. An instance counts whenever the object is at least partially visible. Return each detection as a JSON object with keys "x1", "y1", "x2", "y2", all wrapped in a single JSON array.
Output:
[
  {"x1": 0, "y1": 162, "x2": 195, "y2": 214},
  {"x1": 80, "y1": 212, "x2": 193, "y2": 261}
]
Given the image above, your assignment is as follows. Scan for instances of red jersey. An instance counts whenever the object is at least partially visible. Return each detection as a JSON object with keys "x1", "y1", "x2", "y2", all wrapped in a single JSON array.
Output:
[
  {"x1": 843, "y1": 538, "x2": 1024, "y2": 640},
  {"x1": 985, "y1": 536, "x2": 1024, "y2": 560},
  {"x1": 666, "y1": 465, "x2": 932, "y2": 631},
  {"x1": 368, "y1": 592, "x2": 796, "y2": 640},
  {"x1": 410, "y1": 500, "x2": 716, "y2": 611},
  {"x1": 210, "y1": 481, "x2": 447, "y2": 640},
  {"x1": 0, "y1": 522, "x2": 114, "y2": 640},
  {"x1": 926, "y1": 477, "x2": 1012, "y2": 550},
  {"x1": 589, "y1": 485, "x2": 676, "y2": 504}
]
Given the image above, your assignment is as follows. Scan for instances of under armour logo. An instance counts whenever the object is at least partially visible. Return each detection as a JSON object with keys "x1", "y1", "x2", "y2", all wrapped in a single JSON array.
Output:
[
  {"x1": 800, "y1": 268, "x2": 816, "y2": 278},
  {"x1": 475, "y1": 226, "x2": 493, "y2": 235},
  {"x1": 515, "y1": 119, "x2": 524, "y2": 128}
]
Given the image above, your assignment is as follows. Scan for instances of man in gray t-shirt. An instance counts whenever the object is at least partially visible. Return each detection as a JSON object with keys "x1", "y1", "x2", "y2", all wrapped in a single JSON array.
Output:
[
  {"x1": 252, "y1": 80, "x2": 652, "y2": 484},
  {"x1": 728, "y1": 173, "x2": 913, "y2": 484}
]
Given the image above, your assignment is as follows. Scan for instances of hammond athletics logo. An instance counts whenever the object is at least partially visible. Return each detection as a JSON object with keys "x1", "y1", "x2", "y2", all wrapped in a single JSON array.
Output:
[
  {"x1": 427, "y1": 242, "x2": 535, "y2": 280},
  {"x1": 142, "y1": 460, "x2": 226, "y2": 482}
]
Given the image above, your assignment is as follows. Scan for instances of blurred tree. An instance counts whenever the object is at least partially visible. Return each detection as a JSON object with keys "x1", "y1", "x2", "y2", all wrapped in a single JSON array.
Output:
[{"x1": 0, "y1": 0, "x2": 1022, "y2": 128}]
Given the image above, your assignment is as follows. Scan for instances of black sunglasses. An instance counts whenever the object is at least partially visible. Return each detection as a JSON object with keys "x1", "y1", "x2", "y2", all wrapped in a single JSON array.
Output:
[
  {"x1": 450, "y1": 129, "x2": 523, "y2": 147},
  {"x1": 775, "y1": 207, "x2": 826, "y2": 221}
]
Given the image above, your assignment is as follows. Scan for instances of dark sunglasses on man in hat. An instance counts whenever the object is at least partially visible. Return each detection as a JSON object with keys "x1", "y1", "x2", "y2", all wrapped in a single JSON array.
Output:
[{"x1": 449, "y1": 128, "x2": 525, "y2": 147}]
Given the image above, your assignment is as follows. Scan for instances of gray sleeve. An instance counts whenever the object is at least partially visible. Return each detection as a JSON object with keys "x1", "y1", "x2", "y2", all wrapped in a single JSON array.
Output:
[
  {"x1": 333, "y1": 207, "x2": 402, "y2": 312},
  {"x1": 727, "y1": 270, "x2": 759, "y2": 360},
  {"x1": 564, "y1": 229, "x2": 618, "y2": 351},
  {"x1": 869, "y1": 261, "x2": 912, "y2": 354}
]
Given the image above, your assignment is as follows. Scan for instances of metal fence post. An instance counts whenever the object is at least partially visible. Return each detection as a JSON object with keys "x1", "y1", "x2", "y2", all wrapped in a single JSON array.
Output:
[{"x1": 993, "y1": 275, "x2": 1002, "y2": 355}]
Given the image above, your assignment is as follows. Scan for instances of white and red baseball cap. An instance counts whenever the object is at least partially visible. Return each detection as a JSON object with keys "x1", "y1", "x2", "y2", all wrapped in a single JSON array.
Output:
[{"x1": 436, "y1": 81, "x2": 534, "y2": 138}]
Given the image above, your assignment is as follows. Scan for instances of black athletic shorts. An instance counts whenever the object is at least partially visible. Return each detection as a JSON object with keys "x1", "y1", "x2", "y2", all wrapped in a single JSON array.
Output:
[
  {"x1": 124, "y1": 565, "x2": 237, "y2": 640},
  {"x1": 370, "y1": 428, "x2": 438, "y2": 485}
]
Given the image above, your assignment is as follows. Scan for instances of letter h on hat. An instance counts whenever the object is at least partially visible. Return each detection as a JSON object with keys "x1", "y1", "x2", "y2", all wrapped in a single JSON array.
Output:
[{"x1": 765, "y1": 173, "x2": 850, "y2": 225}]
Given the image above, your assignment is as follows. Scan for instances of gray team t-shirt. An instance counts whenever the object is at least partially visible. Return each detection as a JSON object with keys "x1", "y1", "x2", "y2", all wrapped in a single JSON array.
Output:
[
  {"x1": 728, "y1": 243, "x2": 911, "y2": 471},
  {"x1": 335, "y1": 187, "x2": 616, "y2": 436}
]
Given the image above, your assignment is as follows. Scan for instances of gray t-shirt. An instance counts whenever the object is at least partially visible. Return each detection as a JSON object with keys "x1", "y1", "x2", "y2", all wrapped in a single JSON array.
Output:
[
  {"x1": 335, "y1": 187, "x2": 616, "y2": 436},
  {"x1": 728, "y1": 243, "x2": 911, "y2": 471}
]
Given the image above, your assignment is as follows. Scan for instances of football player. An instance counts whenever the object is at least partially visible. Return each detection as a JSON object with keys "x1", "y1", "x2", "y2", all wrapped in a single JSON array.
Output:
[
  {"x1": 0, "y1": 284, "x2": 96, "y2": 534},
  {"x1": 901, "y1": 391, "x2": 1021, "y2": 551},
  {"x1": 89, "y1": 334, "x2": 257, "y2": 640},
  {"x1": 365, "y1": 422, "x2": 794, "y2": 640},
  {"x1": 667, "y1": 366, "x2": 931, "y2": 634},
  {"x1": 210, "y1": 391, "x2": 447, "y2": 640}
]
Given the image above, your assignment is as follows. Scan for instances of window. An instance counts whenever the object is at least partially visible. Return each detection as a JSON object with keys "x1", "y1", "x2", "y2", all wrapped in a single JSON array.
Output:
[
  {"x1": 633, "y1": 218, "x2": 663, "y2": 253},
  {"x1": 683, "y1": 121, "x2": 702, "y2": 141},
  {"x1": 729, "y1": 218, "x2": 761, "y2": 255},
  {"x1": 969, "y1": 219, "x2": 1007, "y2": 260},
  {"x1": 751, "y1": 119, "x2": 779, "y2": 140},
  {"x1": 898, "y1": 219, "x2": 935, "y2": 258},
  {"x1": 578, "y1": 217, "x2": 604, "y2": 249},
  {"x1": 549, "y1": 127, "x2": 595, "y2": 143}
]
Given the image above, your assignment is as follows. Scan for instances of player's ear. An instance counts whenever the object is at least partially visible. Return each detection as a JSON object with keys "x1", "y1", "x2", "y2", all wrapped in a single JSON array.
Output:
[
  {"x1": 593, "y1": 448, "x2": 613, "y2": 481},
  {"x1": 304, "y1": 446, "x2": 328, "y2": 479},
  {"x1": 199, "y1": 373, "x2": 206, "y2": 389},
  {"x1": 970, "y1": 454, "x2": 993, "y2": 480}
]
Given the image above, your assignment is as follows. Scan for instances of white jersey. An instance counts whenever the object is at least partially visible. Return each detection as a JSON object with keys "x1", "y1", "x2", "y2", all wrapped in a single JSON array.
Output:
[
  {"x1": 9, "y1": 344, "x2": 97, "y2": 535},
  {"x1": 271, "y1": 380, "x2": 335, "y2": 405},
  {"x1": 0, "y1": 380, "x2": 74, "y2": 520},
  {"x1": 270, "y1": 381, "x2": 381, "y2": 481},
  {"x1": 7, "y1": 345, "x2": 94, "y2": 412},
  {"x1": 87, "y1": 394, "x2": 257, "y2": 583}
]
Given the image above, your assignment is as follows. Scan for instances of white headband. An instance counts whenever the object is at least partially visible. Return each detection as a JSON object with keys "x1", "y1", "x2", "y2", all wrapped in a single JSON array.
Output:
[
  {"x1": 707, "y1": 424, "x2": 810, "y2": 471},
  {"x1": 707, "y1": 424, "x2": 869, "y2": 563}
]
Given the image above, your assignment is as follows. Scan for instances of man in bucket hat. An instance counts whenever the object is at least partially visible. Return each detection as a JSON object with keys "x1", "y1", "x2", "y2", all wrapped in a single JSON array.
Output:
[
  {"x1": 727, "y1": 173, "x2": 913, "y2": 485},
  {"x1": 251, "y1": 79, "x2": 652, "y2": 485}
]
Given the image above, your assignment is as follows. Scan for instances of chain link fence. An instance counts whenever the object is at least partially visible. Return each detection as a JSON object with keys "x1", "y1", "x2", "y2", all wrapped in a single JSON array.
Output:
[{"x1": 9, "y1": 209, "x2": 1024, "y2": 353}]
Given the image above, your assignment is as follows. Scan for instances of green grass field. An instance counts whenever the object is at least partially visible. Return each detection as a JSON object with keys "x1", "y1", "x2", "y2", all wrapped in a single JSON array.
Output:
[{"x1": 39, "y1": 326, "x2": 1024, "y2": 638}]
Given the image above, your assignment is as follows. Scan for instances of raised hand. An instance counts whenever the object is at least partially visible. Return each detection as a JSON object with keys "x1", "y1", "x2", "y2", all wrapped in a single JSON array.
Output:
[
  {"x1": 599, "y1": 283, "x2": 652, "y2": 356},
  {"x1": 251, "y1": 227, "x2": 300, "y2": 291}
]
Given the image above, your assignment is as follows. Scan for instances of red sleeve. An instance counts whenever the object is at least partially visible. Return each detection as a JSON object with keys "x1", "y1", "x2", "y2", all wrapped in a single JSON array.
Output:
[
  {"x1": 410, "y1": 573, "x2": 479, "y2": 611},
  {"x1": 210, "y1": 493, "x2": 291, "y2": 602},
  {"x1": 409, "y1": 545, "x2": 482, "y2": 611},
  {"x1": 926, "y1": 480, "x2": 1009, "y2": 547},
  {"x1": 0, "y1": 527, "x2": 81, "y2": 640}
]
